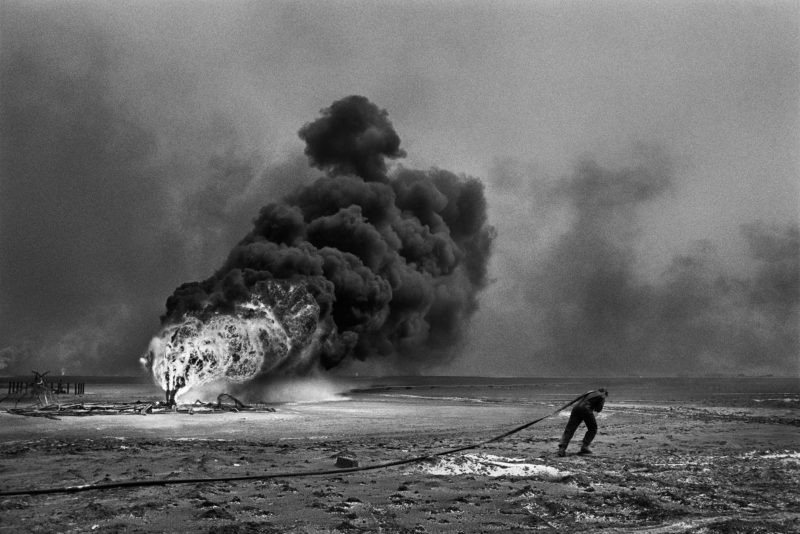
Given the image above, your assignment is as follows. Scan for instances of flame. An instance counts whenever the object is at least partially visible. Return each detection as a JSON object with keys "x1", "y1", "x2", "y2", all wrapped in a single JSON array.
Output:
[{"x1": 143, "y1": 281, "x2": 320, "y2": 400}]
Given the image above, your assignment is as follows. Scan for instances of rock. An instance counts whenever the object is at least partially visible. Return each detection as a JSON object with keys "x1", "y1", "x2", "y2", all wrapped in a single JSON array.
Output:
[
  {"x1": 200, "y1": 507, "x2": 235, "y2": 520},
  {"x1": 336, "y1": 454, "x2": 359, "y2": 468}
]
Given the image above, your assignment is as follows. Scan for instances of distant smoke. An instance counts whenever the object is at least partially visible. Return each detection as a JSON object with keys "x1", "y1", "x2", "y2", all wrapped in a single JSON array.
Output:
[
  {"x1": 517, "y1": 156, "x2": 799, "y2": 375},
  {"x1": 155, "y1": 96, "x2": 494, "y2": 380},
  {"x1": 0, "y1": 7, "x2": 318, "y2": 376}
]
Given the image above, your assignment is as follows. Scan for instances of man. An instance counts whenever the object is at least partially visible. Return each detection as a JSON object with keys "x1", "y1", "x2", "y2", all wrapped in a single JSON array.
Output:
[{"x1": 557, "y1": 388, "x2": 608, "y2": 457}]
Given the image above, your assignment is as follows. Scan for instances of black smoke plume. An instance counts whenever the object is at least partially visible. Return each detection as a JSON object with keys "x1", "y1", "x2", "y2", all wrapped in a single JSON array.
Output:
[{"x1": 161, "y1": 96, "x2": 495, "y2": 373}]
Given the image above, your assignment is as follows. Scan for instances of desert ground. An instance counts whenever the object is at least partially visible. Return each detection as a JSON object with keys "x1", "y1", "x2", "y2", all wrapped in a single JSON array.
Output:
[{"x1": 1, "y1": 389, "x2": 798, "y2": 533}]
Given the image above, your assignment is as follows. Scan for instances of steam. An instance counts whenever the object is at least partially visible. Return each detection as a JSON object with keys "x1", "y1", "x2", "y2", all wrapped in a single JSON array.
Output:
[{"x1": 145, "y1": 96, "x2": 495, "y2": 393}]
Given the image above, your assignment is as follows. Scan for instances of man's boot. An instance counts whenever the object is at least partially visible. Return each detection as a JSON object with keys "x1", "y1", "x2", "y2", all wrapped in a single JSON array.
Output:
[
  {"x1": 578, "y1": 446, "x2": 592, "y2": 455},
  {"x1": 557, "y1": 447, "x2": 566, "y2": 457}
]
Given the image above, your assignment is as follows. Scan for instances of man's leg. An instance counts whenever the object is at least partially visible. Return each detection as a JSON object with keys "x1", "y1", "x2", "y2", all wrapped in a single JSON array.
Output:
[
  {"x1": 558, "y1": 410, "x2": 583, "y2": 455},
  {"x1": 579, "y1": 411, "x2": 598, "y2": 454}
]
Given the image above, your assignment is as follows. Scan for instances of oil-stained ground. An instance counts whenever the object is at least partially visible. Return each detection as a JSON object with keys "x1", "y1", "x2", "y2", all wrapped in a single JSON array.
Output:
[{"x1": 1, "y1": 397, "x2": 798, "y2": 533}]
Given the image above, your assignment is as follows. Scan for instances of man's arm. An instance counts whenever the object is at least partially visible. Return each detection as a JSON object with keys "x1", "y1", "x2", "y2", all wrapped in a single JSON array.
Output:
[
  {"x1": 594, "y1": 395, "x2": 605, "y2": 412},
  {"x1": 587, "y1": 389, "x2": 607, "y2": 412}
]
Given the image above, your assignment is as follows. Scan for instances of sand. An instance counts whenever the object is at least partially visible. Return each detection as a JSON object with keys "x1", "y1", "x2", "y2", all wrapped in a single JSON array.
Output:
[{"x1": 1, "y1": 395, "x2": 798, "y2": 533}]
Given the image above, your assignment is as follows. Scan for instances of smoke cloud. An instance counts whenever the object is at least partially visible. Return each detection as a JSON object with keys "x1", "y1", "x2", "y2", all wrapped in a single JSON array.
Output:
[
  {"x1": 0, "y1": 5, "x2": 318, "y2": 375},
  {"x1": 153, "y1": 96, "x2": 495, "y2": 383},
  {"x1": 486, "y1": 153, "x2": 799, "y2": 376},
  {"x1": 2, "y1": 2, "x2": 796, "y2": 379}
]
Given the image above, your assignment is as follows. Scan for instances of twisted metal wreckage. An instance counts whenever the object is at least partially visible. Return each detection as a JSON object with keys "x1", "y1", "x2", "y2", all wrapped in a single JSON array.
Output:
[{"x1": 0, "y1": 370, "x2": 271, "y2": 420}]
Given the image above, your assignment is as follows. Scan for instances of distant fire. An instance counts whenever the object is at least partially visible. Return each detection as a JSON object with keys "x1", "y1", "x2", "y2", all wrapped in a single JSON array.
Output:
[{"x1": 142, "y1": 281, "x2": 319, "y2": 402}]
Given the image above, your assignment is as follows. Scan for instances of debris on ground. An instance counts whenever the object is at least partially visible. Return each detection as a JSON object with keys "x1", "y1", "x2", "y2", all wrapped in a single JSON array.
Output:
[{"x1": 2, "y1": 394, "x2": 275, "y2": 419}]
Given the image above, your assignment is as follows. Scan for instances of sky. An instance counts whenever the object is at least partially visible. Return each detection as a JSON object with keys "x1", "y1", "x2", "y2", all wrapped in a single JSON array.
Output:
[{"x1": 1, "y1": 0, "x2": 797, "y2": 377}]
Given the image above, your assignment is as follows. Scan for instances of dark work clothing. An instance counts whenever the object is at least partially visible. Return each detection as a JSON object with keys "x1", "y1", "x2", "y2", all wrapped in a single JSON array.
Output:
[
  {"x1": 583, "y1": 390, "x2": 606, "y2": 413},
  {"x1": 559, "y1": 404, "x2": 598, "y2": 449},
  {"x1": 558, "y1": 390, "x2": 606, "y2": 451}
]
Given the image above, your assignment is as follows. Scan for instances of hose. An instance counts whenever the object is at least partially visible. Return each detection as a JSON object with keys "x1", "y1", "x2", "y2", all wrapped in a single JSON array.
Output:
[{"x1": 0, "y1": 391, "x2": 592, "y2": 497}]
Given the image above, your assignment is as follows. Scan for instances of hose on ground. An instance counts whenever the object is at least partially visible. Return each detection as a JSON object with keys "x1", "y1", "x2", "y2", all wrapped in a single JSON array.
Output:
[{"x1": 0, "y1": 391, "x2": 592, "y2": 497}]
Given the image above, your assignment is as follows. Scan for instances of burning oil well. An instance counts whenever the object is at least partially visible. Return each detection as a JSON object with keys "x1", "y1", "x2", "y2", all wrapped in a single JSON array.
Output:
[{"x1": 142, "y1": 96, "x2": 495, "y2": 402}]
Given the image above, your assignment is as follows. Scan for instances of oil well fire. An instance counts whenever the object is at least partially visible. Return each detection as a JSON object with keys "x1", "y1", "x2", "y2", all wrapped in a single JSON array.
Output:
[{"x1": 141, "y1": 95, "x2": 495, "y2": 403}]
